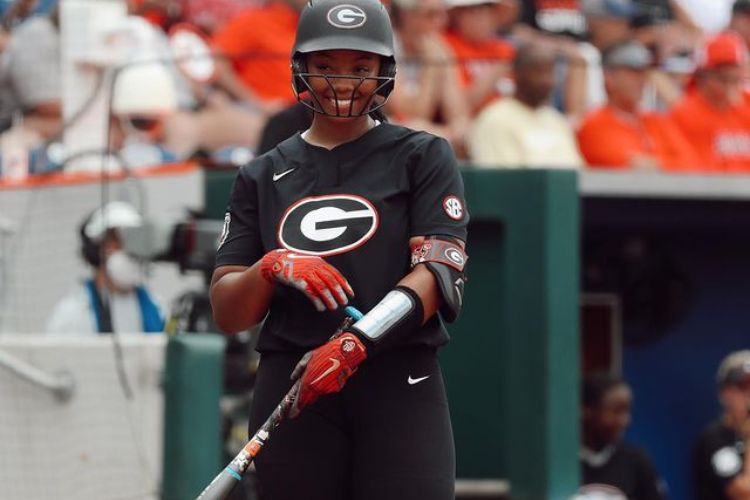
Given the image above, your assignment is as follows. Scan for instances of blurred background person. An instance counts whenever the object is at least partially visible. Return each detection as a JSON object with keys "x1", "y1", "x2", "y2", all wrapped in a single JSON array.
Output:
[
  {"x1": 387, "y1": 0, "x2": 471, "y2": 151},
  {"x1": 730, "y1": 0, "x2": 750, "y2": 51},
  {"x1": 443, "y1": 0, "x2": 516, "y2": 114},
  {"x1": 46, "y1": 201, "x2": 164, "y2": 335},
  {"x1": 109, "y1": 62, "x2": 183, "y2": 168},
  {"x1": 468, "y1": 41, "x2": 583, "y2": 168},
  {"x1": 576, "y1": 39, "x2": 698, "y2": 170},
  {"x1": 577, "y1": 372, "x2": 666, "y2": 500},
  {"x1": 210, "y1": 0, "x2": 303, "y2": 113},
  {"x1": 0, "y1": 5, "x2": 59, "y2": 148},
  {"x1": 669, "y1": 31, "x2": 750, "y2": 172},
  {"x1": 693, "y1": 350, "x2": 750, "y2": 500}
]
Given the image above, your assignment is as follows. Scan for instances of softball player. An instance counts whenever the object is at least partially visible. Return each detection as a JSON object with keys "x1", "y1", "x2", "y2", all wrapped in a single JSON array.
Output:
[{"x1": 210, "y1": 1, "x2": 468, "y2": 498}]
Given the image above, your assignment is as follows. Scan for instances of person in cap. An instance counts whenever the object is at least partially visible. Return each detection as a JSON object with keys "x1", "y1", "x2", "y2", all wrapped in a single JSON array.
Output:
[
  {"x1": 693, "y1": 350, "x2": 750, "y2": 500},
  {"x1": 468, "y1": 41, "x2": 584, "y2": 168},
  {"x1": 575, "y1": 372, "x2": 666, "y2": 500},
  {"x1": 669, "y1": 31, "x2": 750, "y2": 171},
  {"x1": 442, "y1": 0, "x2": 516, "y2": 113},
  {"x1": 386, "y1": 0, "x2": 471, "y2": 150},
  {"x1": 46, "y1": 201, "x2": 164, "y2": 335},
  {"x1": 576, "y1": 39, "x2": 699, "y2": 170},
  {"x1": 210, "y1": 0, "x2": 468, "y2": 498}
]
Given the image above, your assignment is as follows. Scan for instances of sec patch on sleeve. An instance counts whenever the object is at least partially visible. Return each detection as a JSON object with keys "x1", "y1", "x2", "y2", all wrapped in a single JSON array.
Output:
[{"x1": 443, "y1": 196, "x2": 464, "y2": 221}]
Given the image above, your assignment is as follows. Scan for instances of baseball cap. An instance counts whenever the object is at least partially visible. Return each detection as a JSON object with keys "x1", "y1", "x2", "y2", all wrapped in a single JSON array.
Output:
[
  {"x1": 697, "y1": 31, "x2": 749, "y2": 69},
  {"x1": 602, "y1": 40, "x2": 653, "y2": 69},
  {"x1": 580, "y1": 0, "x2": 636, "y2": 18},
  {"x1": 717, "y1": 350, "x2": 750, "y2": 388}
]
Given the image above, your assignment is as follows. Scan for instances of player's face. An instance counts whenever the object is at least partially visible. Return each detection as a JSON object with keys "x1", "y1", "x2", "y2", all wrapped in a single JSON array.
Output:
[
  {"x1": 305, "y1": 50, "x2": 383, "y2": 118},
  {"x1": 586, "y1": 384, "x2": 632, "y2": 446}
]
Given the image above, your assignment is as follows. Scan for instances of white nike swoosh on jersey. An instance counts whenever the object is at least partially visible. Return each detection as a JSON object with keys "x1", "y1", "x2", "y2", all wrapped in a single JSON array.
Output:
[
  {"x1": 273, "y1": 168, "x2": 296, "y2": 181},
  {"x1": 311, "y1": 358, "x2": 341, "y2": 385},
  {"x1": 408, "y1": 375, "x2": 430, "y2": 385}
]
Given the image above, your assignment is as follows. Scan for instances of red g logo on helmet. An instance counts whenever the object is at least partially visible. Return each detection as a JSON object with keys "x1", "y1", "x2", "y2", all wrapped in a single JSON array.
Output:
[{"x1": 327, "y1": 5, "x2": 367, "y2": 29}]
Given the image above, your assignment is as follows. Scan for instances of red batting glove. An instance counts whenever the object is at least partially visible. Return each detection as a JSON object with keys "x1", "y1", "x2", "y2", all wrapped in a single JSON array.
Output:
[
  {"x1": 287, "y1": 332, "x2": 368, "y2": 418},
  {"x1": 260, "y1": 249, "x2": 354, "y2": 311}
]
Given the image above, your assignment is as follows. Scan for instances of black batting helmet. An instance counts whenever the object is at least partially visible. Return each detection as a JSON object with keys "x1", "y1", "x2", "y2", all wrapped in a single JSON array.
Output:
[{"x1": 291, "y1": 0, "x2": 397, "y2": 117}]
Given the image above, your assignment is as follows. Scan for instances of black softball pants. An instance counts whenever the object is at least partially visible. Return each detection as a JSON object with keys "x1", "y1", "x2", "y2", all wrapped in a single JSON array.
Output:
[{"x1": 247, "y1": 346, "x2": 456, "y2": 500}]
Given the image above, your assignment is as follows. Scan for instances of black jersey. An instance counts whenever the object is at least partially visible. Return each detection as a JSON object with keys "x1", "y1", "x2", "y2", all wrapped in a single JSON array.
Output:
[
  {"x1": 215, "y1": 123, "x2": 469, "y2": 352},
  {"x1": 579, "y1": 443, "x2": 666, "y2": 500},
  {"x1": 693, "y1": 420, "x2": 745, "y2": 500}
]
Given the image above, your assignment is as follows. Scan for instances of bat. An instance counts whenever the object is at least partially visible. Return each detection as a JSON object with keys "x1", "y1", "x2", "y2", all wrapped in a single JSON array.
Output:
[{"x1": 195, "y1": 305, "x2": 364, "y2": 500}]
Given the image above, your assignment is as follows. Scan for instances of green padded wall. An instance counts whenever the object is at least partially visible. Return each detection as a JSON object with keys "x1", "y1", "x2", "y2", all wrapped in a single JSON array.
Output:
[{"x1": 162, "y1": 334, "x2": 226, "y2": 500}]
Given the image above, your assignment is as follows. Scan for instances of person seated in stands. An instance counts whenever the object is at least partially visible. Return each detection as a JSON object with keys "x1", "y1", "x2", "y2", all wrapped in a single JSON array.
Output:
[
  {"x1": 442, "y1": 0, "x2": 516, "y2": 114},
  {"x1": 693, "y1": 350, "x2": 750, "y2": 500},
  {"x1": 387, "y1": 0, "x2": 471, "y2": 151},
  {"x1": 669, "y1": 31, "x2": 750, "y2": 171},
  {"x1": 576, "y1": 372, "x2": 667, "y2": 500},
  {"x1": 576, "y1": 39, "x2": 699, "y2": 170},
  {"x1": 468, "y1": 41, "x2": 583, "y2": 168},
  {"x1": 46, "y1": 201, "x2": 164, "y2": 335},
  {"x1": 109, "y1": 63, "x2": 183, "y2": 169},
  {"x1": 0, "y1": 6, "x2": 60, "y2": 152}
]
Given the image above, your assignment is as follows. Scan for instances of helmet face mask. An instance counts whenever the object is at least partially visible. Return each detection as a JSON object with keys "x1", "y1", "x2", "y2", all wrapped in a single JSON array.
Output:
[
  {"x1": 293, "y1": 60, "x2": 394, "y2": 117},
  {"x1": 291, "y1": 0, "x2": 397, "y2": 117}
]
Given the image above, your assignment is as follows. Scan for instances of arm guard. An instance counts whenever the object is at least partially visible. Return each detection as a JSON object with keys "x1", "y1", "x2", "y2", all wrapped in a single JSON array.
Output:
[{"x1": 411, "y1": 237, "x2": 467, "y2": 323}]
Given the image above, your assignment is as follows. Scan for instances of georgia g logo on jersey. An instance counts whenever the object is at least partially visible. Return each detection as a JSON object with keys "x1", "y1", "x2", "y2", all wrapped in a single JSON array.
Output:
[
  {"x1": 278, "y1": 194, "x2": 379, "y2": 256},
  {"x1": 327, "y1": 4, "x2": 367, "y2": 29}
]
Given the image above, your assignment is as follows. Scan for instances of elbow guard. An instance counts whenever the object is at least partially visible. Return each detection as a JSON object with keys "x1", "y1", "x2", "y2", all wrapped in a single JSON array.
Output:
[{"x1": 411, "y1": 237, "x2": 467, "y2": 323}]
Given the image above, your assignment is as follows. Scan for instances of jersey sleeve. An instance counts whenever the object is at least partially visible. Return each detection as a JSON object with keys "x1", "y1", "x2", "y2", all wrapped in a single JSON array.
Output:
[
  {"x1": 214, "y1": 169, "x2": 264, "y2": 268},
  {"x1": 409, "y1": 136, "x2": 469, "y2": 241}
]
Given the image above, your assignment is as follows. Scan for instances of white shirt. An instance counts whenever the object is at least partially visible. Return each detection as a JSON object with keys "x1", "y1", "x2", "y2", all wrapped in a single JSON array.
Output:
[
  {"x1": 46, "y1": 283, "x2": 148, "y2": 335},
  {"x1": 469, "y1": 97, "x2": 583, "y2": 169}
]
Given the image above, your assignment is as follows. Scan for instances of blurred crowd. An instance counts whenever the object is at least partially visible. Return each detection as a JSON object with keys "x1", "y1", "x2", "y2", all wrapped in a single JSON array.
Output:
[{"x1": 1, "y1": 0, "x2": 750, "y2": 174}]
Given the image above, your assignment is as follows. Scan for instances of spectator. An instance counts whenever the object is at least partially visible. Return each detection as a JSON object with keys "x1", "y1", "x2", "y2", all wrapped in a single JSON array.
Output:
[
  {"x1": 443, "y1": 0, "x2": 516, "y2": 113},
  {"x1": 110, "y1": 63, "x2": 182, "y2": 169},
  {"x1": 1, "y1": 6, "x2": 60, "y2": 143},
  {"x1": 693, "y1": 350, "x2": 750, "y2": 500},
  {"x1": 669, "y1": 32, "x2": 750, "y2": 171},
  {"x1": 573, "y1": 0, "x2": 637, "y2": 116},
  {"x1": 211, "y1": 0, "x2": 305, "y2": 111},
  {"x1": 468, "y1": 42, "x2": 583, "y2": 168},
  {"x1": 387, "y1": 0, "x2": 471, "y2": 149},
  {"x1": 577, "y1": 372, "x2": 666, "y2": 500},
  {"x1": 576, "y1": 39, "x2": 699, "y2": 169},
  {"x1": 729, "y1": 0, "x2": 750, "y2": 51},
  {"x1": 46, "y1": 202, "x2": 164, "y2": 334}
]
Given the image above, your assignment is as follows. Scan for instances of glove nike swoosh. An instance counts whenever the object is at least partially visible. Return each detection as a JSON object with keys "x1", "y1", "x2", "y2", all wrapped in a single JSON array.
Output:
[{"x1": 311, "y1": 358, "x2": 341, "y2": 385}]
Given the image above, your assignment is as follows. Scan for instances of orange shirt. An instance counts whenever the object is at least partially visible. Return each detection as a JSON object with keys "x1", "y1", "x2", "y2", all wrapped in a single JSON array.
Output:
[
  {"x1": 577, "y1": 105, "x2": 700, "y2": 171},
  {"x1": 443, "y1": 31, "x2": 514, "y2": 109},
  {"x1": 670, "y1": 89, "x2": 750, "y2": 172},
  {"x1": 212, "y1": 3, "x2": 299, "y2": 103}
]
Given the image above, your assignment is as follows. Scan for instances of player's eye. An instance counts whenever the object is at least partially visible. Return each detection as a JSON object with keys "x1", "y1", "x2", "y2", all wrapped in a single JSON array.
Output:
[
  {"x1": 355, "y1": 66, "x2": 371, "y2": 75},
  {"x1": 313, "y1": 64, "x2": 332, "y2": 72}
]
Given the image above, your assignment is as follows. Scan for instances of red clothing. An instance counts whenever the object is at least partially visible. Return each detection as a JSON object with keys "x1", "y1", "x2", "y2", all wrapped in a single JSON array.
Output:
[
  {"x1": 577, "y1": 105, "x2": 700, "y2": 171},
  {"x1": 669, "y1": 89, "x2": 750, "y2": 172},
  {"x1": 443, "y1": 31, "x2": 514, "y2": 109},
  {"x1": 211, "y1": 3, "x2": 299, "y2": 103}
]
